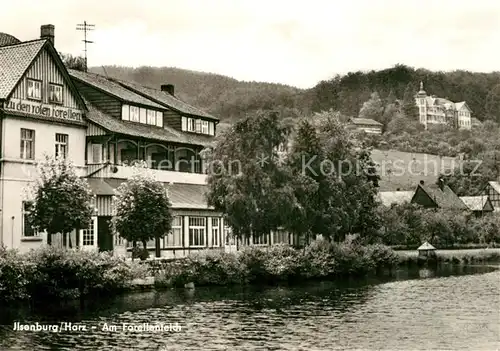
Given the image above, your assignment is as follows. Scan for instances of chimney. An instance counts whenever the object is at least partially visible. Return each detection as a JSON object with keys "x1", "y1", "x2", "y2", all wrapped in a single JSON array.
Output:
[
  {"x1": 40, "y1": 24, "x2": 55, "y2": 46},
  {"x1": 161, "y1": 84, "x2": 174, "y2": 96},
  {"x1": 419, "y1": 180, "x2": 425, "y2": 185}
]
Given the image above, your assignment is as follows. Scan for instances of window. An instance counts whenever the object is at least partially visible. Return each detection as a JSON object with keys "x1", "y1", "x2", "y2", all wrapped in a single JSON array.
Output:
[
  {"x1": 187, "y1": 118, "x2": 196, "y2": 132},
  {"x1": 147, "y1": 110, "x2": 156, "y2": 125},
  {"x1": 156, "y1": 111, "x2": 163, "y2": 127},
  {"x1": 27, "y1": 79, "x2": 41, "y2": 100},
  {"x1": 130, "y1": 106, "x2": 140, "y2": 122},
  {"x1": 202, "y1": 120, "x2": 209, "y2": 134},
  {"x1": 122, "y1": 104, "x2": 130, "y2": 121},
  {"x1": 55, "y1": 133, "x2": 68, "y2": 159},
  {"x1": 139, "y1": 108, "x2": 147, "y2": 124},
  {"x1": 91, "y1": 144, "x2": 102, "y2": 164},
  {"x1": 20, "y1": 129, "x2": 35, "y2": 159},
  {"x1": 195, "y1": 119, "x2": 201, "y2": 133},
  {"x1": 82, "y1": 218, "x2": 96, "y2": 246},
  {"x1": 189, "y1": 216, "x2": 206, "y2": 247},
  {"x1": 22, "y1": 201, "x2": 38, "y2": 237},
  {"x1": 165, "y1": 216, "x2": 183, "y2": 247},
  {"x1": 209, "y1": 122, "x2": 214, "y2": 136},
  {"x1": 49, "y1": 83, "x2": 63, "y2": 104},
  {"x1": 211, "y1": 217, "x2": 220, "y2": 247},
  {"x1": 181, "y1": 116, "x2": 187, "y2": 131}
]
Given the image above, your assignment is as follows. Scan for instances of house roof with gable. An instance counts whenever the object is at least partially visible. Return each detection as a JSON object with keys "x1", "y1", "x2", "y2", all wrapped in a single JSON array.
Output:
[
  {"x1": 69, "y1": 69, "x2": 165, "y2": 110},
  {"x1": 84, "y1": 99, "x2": 214, "y2": 147},
  {"x1": 88, "y1": 178, "x2": 213, "y2": 210},
  {"x1": 350, "y1": 118, "x2": 383, "y2": 126},
  {"x1": 0, "y1": 39, "x2": 46, "y2": 99},
  {"x1": 113, "y1": 78, "x2": 218, "y2": 121},
  {"x1": 459, "y1": 196, "x2": 494, "y2": 212},
  {"x1": 377, "y1": 191, "x2": 414, "y2": 207},
  {"x1": 411, "y1": 183, "x2": 468, "y2": 210},
  {"x1": 487, "y1": 181, "x2": 500, "y2": 195},
  {"x1": 0, "y1": 38, "x2": 87, "y2": 111}
]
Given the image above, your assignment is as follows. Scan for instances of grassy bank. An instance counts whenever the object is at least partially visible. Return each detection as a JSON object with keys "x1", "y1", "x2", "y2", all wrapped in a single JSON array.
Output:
[{"x1": 396, "y1": 248, "x2": 500, "y2": 266}]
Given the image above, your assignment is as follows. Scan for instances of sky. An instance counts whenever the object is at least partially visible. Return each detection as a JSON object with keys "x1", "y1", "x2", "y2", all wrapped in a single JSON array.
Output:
[{"x1": 2, "y1": 0, "x2": 500, "y2": 88}]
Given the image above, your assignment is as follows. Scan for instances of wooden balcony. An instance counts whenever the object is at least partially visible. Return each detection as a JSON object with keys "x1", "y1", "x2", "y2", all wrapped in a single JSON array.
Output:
[{"x1": 86, "y1": 163, "x2": 207, "y2": 185}]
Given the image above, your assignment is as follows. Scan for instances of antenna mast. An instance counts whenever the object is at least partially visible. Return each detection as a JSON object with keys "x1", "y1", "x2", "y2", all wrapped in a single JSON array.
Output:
[{"x1": 76, "y1": 21, "x2": 95, "y2": 72}]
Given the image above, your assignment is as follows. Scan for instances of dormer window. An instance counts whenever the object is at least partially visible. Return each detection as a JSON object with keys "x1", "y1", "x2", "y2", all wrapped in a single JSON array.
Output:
[
  {"x1": 182, "y1": 116, "x2": 215, "y2": 135},
  {"x1": 27, "y1": 79, "x2": 42, "y2": 100},
  {"x1": 121, "y1": 104, "x2": 164, "y2": 127}
]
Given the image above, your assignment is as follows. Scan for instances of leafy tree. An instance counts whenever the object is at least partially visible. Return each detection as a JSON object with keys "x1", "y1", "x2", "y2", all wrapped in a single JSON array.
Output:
[
  {"x1": 60, "y1": 53, "x2": 86, "y2": 72},
  {"x1": 287, "y1": 111, "x2": 381, "y2": 242},
  {"x1": 440, "y1": 151, "x2": 500, "y2": 196},
  {"x1": 359, "y1": 92, "x2": 384, "y2": 122},
  {"x1": 401, "y1": 82, "x2": 419, "y2": 120},
  {"x1": 111, "y1": 162, "x2": 173, "y2": 258},
  {"x1": 26, "y1": 155, "x2": 94, "y2": 247},
  {"x1": 206, "y1": 111, "x2": 296, "y2": 240},
  {"x1": 485, "y1": 83, "x2": 500, "y2": 122}
]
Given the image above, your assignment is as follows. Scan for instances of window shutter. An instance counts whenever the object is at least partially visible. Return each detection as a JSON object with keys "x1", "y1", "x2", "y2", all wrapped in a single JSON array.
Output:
[
  {"x1": 122, "y1": 105, "x2": 129, "y2": 121},
  {"x1": 181, "y1": 117, "x2": 187, "y2": 131},
  {"x1": 156, "y1": 111, "x2": 163, "y2": 127}
]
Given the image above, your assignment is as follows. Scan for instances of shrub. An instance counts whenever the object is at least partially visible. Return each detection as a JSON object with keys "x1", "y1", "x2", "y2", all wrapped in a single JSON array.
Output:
[
  {"x1": 187, "y1": 250, "x2": 247, "y2": 286},
  {"x1": 0, "y1": 248, "x2": 33, "y2": 302},
  {"x1": 263, "y1": 245, "x2": 303, "y2": 281},
  {"x1": 303, "y1": 238, "x2": 338, "y2": 278}
]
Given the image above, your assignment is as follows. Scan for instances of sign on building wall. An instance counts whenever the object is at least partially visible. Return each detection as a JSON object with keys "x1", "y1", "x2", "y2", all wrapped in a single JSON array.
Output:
[{"x1": 4, "y1": 98, "x2": 83, "y2": 122}]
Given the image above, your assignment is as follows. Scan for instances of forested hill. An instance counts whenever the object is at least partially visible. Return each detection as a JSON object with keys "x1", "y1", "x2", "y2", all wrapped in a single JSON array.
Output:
[
  {"x1": 311, "y1": 64, "x2": 500, "y2": 121},
  {"x1": 89, "y1": 65, "x2": 311, "y2": 122},
  {"x1": 88, "y1": 64, "x2": 500, "y2": 123}
]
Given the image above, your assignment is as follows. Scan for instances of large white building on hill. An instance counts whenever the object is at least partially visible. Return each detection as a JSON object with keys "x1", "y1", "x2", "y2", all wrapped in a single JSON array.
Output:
[{"x1": 415, "y1": 82, "x2": 472, "y2": 130}]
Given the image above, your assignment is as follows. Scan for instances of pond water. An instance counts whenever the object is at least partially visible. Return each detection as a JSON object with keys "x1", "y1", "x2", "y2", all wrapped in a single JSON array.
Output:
[{"x1": 0, "y1": 265, "x2": 499, "y2": 350}]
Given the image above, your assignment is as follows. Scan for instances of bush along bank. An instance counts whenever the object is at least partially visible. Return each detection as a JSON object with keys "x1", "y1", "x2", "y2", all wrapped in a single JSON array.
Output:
[
  {"x1": 396, "y1": 249, "x2": 500, "y2": 267},
  {"x1": 153, "y1": 239, "x2": 400, "y2": 288},
  {"x1": 0, "y1": 246, "x2": 148, "y2": 303}
]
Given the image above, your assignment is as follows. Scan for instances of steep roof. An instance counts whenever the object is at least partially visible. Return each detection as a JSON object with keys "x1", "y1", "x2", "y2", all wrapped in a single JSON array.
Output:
[
  {"x1": 350, "y1": 118, "x2": 383, "y2": 126},
  {"x1": 412, "y1": 183, "x2": 468, "y2": 210},
  {"x1": 377, "y1": 191, "x2": 414, "y2": 207},
  {"x1": 459, "y1": 196, "x2": 493, "y2": 212},
  {"x1": 488, "y1": 181, "x2": 500, "y2": 195},
  {"x1": 84, "y1": 99, "x2": 214, "y2": 147},
  {"x1": 418, "y1": 241, "x2": 435, "y2": 250},
  {"x1": 69, "y1": 69, "x2": 165, "y2": 109},
  {"x1": 0, "y1": 33, "x2": 21, "y2": 47},
  {"x1": 88, "y1": 178, "x2": 213, "y2": 210},
  {"x1": 114, "y1": 79, "x2": 218, "y2": 121},
  {"x1": 0, "y1": 39, "x2": 46, "y2": 99}
]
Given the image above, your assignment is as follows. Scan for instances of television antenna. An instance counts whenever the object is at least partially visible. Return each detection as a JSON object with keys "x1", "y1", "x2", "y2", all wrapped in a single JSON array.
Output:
[{"x1": 76, "y1": 21, "x2": 95, "y2": 72}]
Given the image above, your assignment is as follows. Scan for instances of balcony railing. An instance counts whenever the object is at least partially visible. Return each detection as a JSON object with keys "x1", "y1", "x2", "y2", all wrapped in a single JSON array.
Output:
[{"x1": 86, "y1": 163, "x2": 207, "y2": 185}]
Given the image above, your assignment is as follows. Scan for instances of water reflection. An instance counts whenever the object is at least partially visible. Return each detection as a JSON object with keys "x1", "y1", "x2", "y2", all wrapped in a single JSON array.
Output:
[{"x1": 0, "y1": 264, "x2": 498, "y2": 351}]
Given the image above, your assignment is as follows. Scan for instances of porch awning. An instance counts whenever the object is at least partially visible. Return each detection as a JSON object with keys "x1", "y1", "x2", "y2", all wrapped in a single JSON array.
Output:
[{"x1": 86, "y1": 178, "x2": 213, "y2": 210}]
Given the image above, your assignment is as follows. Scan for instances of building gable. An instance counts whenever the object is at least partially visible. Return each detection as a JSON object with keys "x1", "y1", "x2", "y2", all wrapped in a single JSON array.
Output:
[
  {"x1": 9, "y1": 45, "x2": 83, "y2": 110},
  {"x1": 3, "y1": 42, "x2": 86, "y2": 125},
  {"x1": 483, "y1": 198, "x2": 494, "y2": 212},
  {"x1": 411, "y1": 186, "x2": 437, "y2": 208}
]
